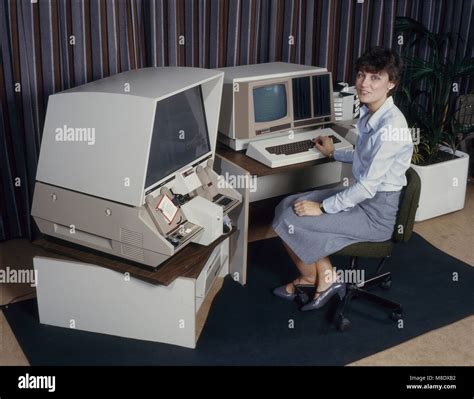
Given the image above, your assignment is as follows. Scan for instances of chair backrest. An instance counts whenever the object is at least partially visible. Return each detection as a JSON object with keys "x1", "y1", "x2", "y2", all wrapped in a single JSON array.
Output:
[{"x1": 393, "y1": 168, "x2": 421, "y2": 243}]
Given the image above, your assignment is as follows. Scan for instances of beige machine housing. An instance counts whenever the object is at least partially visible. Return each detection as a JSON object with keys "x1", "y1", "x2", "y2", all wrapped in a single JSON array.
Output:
[
  {"x1": 32, "y1": 67, "x2": 241, "y2": 268},
  {"x1": 216, "y1": 62, "x2": 335, "y2": 150}
]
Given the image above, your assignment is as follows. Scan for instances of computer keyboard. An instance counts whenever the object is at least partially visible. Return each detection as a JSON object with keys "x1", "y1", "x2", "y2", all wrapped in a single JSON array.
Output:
[
  {"x1": 245, "y1": 129, "x2": 353, "y2": 168},
  {"x1": 266, "y1": 135, "x2": 341, "y2": 155}
]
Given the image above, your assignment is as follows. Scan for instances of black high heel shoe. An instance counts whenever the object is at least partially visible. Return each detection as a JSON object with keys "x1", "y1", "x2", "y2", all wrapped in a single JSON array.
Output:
[{"x1": 300, "y1": 282, "x2": 346, "y2": 311}]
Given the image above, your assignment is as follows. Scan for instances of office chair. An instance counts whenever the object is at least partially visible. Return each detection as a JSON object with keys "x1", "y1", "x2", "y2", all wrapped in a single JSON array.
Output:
[{"x1": 329, "y1": 168, "x2": 421, "y2": 331}]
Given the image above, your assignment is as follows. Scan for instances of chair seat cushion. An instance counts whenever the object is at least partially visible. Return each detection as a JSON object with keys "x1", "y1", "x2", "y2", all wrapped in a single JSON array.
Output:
[{"x1": 334, "y1": 240, "x2": 394, "y2": 258}]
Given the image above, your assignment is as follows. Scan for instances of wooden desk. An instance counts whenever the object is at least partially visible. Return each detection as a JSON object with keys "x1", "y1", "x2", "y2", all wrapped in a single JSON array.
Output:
[
  {"x1": 33, "y1": 231, "x2": 234, "y2": 286},
  {"x1": 214, "y1": 142, "x2": 352, "y2": 285}
]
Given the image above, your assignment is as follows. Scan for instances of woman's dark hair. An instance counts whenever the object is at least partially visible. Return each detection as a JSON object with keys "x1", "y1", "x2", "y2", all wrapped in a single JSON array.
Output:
[{"x1": 355, "y1": 47, "x2": 403, "y2": 95}]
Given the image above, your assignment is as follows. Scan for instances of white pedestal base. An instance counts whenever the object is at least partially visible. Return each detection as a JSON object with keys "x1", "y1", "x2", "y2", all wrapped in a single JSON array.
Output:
[{"x1": 34, "y1": 238, "x2": 229, "y2": 349}]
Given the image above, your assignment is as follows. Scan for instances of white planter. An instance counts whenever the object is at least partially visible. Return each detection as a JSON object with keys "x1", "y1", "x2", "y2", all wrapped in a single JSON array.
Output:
[{"x1": 411, "y1": 146, "x2": 470, "y2": 221}]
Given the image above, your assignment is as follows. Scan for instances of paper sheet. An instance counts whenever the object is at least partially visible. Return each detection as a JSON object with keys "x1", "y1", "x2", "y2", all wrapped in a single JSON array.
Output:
[{"x1": 156, "y1": 195, "x2": 178, "y2": 224}]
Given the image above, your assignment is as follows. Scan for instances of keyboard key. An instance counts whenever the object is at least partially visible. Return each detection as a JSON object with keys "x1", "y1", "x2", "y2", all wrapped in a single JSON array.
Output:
[
  {"x1": 266, "y1": 140, "x2": 314, "y2": 155},
  {"x1": 265, "y1": 135, "x2": 341, "y2": 156},
  {"x1": 217, "y1": 197, "x2": 233, "y2": 206},
  {"x1": 327, "y1": 134, "x2": 341, "y2": 144}
]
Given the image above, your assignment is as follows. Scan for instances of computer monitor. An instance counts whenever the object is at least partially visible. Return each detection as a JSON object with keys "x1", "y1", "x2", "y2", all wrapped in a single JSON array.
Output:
[
  {"x1": 145, "y1": 85, "x2": 211, "y2": 191},
  {"x1": 216, "y1": 62, "x2": 334, "y2": 150},
  {"x1": 253, "y1": 83, "x2": 288, "y2": 123},
  {"x1": 34, "y1": 67, "x2": 222, "y2": 206}
]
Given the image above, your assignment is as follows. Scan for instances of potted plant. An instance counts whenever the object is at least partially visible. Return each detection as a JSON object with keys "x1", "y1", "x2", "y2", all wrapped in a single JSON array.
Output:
[{"x1": 395, "y1": 17, "x2": 474, "y2": 221}]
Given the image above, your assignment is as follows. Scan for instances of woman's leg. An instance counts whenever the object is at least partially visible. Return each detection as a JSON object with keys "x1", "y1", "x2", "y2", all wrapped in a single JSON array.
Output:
[
  {"x1": 283, "y1": 241, "x2": 337, "y2": 297},
  {"x1": 282, "y1": 242, "x2": 317, "y2": 293},
  {"x1": 315, "y1": 256, "x2": 337, "y2": 296}
]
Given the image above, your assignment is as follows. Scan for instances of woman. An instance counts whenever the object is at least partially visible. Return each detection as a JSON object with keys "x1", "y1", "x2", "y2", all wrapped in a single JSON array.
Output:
[{"x1": 272, "y1": 47, "x2": 413, "y2": 311}]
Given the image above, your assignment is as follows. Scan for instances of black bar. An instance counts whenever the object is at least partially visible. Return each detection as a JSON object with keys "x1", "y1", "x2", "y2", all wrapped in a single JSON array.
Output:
[{"x1": 0, "y1": 366, "x2": 473, "y2": 396}]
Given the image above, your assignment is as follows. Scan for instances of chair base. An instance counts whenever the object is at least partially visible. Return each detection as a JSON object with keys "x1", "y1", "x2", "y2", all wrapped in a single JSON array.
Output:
[{"x1": 330, "y1": 259, "x2": 403, "y2": 332}]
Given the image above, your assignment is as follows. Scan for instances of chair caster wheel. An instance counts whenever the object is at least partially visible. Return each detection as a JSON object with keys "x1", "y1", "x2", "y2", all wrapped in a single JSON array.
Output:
[
  {"x1": 391, "y1": 311, "x2": 402, "y2": 321},
  {"x1": 381, "y1": 278, "x2": 392, "y2": 290},
  {"x1": 335, "y1": 315, "x2": 351, "y2": 332}
]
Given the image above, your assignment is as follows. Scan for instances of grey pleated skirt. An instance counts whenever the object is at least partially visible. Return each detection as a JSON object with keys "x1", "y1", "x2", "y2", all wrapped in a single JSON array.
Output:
[{"x1": 272, "y1": 186, "x2": 401, "y2": 264}]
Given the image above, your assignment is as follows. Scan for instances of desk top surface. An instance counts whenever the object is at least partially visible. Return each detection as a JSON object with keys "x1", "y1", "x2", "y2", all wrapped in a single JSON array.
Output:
[{"x1": 33, "y1": 231, "x2": 234, "y2": 287}]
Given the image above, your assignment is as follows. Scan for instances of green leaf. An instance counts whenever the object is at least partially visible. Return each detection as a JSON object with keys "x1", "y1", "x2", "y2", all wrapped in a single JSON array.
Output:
[
  {"x1": 395, "y1": 16, "x2": 472, "y2": 164},
  {"x1": 452, "y1": 58, "x2": 474, "y2": 78}
]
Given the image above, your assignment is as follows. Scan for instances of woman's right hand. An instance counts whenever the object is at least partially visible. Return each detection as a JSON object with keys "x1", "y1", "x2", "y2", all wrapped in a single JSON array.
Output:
[{"x1": 313, "y1": 135, "x2": 335, "y2": 158}]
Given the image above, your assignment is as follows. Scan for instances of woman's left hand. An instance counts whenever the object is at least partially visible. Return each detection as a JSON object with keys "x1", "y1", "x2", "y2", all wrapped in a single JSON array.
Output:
[{"x1": 293, "y1": 200, "x2": 323, "y2": 216}]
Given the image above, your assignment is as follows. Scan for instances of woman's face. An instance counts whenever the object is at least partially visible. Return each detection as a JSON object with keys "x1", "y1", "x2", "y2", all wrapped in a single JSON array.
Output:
[{"x1": 355, "y1": 70, "x2": 393, "y2": 106}]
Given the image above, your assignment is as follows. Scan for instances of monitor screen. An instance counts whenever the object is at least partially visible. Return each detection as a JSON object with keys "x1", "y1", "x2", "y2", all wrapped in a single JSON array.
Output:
[
  {"x1": 312, "y1": 74, "x2": 331, "y2": 117},
  {"x1": 253, "y1": 84, "x2": 287, "y2": 122},
  {"x1": 145, "y1": 85, "x2": 210, "y2": 189},
  {"x1": 292, "y1": 76, "x2": 311, "y2": 120}
]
